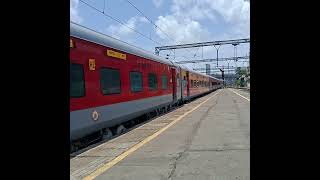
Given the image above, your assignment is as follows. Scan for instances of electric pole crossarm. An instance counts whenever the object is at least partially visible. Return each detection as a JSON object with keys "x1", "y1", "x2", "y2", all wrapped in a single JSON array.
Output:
[
  {"x1": 155, "y1": 38, "x2": 250, "y2": 51},
  {"x1": 175, "y1": 56, "x2": 249, "y2": 64}
]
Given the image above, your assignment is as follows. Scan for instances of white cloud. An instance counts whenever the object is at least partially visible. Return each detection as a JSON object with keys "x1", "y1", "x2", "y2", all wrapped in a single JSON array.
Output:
[
  {"x1": 170, "y1": 0, "x2": 249, "y2": 23},
  {"x1": 153, "y1": 0, "x2": 164, "y2": 8},
  {"x1": 155, "y1": 0, "x2": 250, "y2": 43},
  {"x1": 155, "y1": 15, "x2": 210, "y2": 44},
  {"x1": 70, "y1": 0, "x2": 82, "y2": 23},
  {"x1": 171, "y1": 0, "x2": 215, "y2": 21},
  {"x1": 154, "y1": 0, "x2": 250, "y2": 63},
  {"x1": 139, "y1": 17, "x2": 148, "y2": 23},
  {"x1": 106, "y1": 16, "x2": 147, "y2": 40},
  {"x1": 204, "y1": 1, "x2": 248, "y2": 28}
]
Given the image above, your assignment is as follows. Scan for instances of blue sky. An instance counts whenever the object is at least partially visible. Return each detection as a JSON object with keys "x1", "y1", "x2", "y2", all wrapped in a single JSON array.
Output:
[{"x1": 71, "y1": 0, "x2": 250, "y2": 74}]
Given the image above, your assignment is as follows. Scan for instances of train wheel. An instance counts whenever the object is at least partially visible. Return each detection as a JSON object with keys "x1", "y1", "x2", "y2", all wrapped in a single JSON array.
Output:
[
  {"x1": 163, "y1": 107, "x2": 166, "y2": 114},
  {"x1": 134, "y1": 118, "x2": 141, "y2": 124},
  {"x1": 102, "y1": 128, "x2": 113, "y2": 140},
  {"x1": 129, "y1": 120, "x2": 135, "y2": 127},
  {"x1": 146, "y1": 112, "x2": 151, "y2": 120},
  {"x1": 70, "y1": 144, "x2": 78, "y2": 153},
  {"x1": 116, "y1": 125, "x2": 126, "y2": 135}
]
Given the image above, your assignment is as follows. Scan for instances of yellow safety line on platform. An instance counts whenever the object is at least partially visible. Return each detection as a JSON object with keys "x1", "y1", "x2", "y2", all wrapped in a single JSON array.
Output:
[
  {"x1": 228, "y1": 88, "x2": 250, "y2": 102},
  {"x1": 83, "y1": 90, "x2": 222, "y2": 180}
]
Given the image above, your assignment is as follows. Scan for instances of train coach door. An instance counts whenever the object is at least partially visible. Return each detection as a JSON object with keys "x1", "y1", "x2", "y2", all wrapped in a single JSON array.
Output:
[
  {"x1": 186, "y1": 71, "x2": 190, "y2": 98},
  {"x1": 171, "y1": 68, "x2": 177, "y2": 102}
]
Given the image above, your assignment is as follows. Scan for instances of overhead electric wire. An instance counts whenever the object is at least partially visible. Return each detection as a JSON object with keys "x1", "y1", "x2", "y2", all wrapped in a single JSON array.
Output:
[
  {"x1": 79, "y1": 0, "x2": 164, "y2": 46},
  {"x1": 123, "y1": 0, "x2": 197, "y2": 61}
]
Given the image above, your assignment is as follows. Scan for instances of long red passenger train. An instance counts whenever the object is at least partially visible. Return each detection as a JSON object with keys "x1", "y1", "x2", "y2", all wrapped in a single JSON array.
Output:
[{"x1": 70, "y1": 22, "x2": 223, "y2": 151}]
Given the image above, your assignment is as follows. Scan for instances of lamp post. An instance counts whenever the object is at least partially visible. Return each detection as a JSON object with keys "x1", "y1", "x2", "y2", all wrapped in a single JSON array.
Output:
[
  {"x1": 214, "y1": 44, "x2": 221, "y2": 67},
  {"x1": 232, "y1": 43, "x2": 239, "y2": 62},
  {"x1": 219, "y1": 68, "x2": 225, "y2": 88}
]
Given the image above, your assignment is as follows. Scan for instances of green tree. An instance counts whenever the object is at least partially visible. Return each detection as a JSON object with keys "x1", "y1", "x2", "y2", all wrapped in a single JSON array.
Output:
[
  {"x1": 236, "y1": 67, "x2": 247, "y2": 77},
  {"x1": 235, "y1": 79, "x2": 241, "y2": 87},
  {"x1": 235, "y1": 67, "x2": 248, "y2": 87}
]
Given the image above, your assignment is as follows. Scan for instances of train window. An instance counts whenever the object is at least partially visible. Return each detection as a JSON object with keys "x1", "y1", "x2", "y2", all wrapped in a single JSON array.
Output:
[
  {"x1": 130, "y1": 71, "x2": 143, "y2": 92},
  {"x1": 191, "y1": 80, "x2": 194, "y2": 87},
  {"x1": 161, "y1": 74, "x2": 167, "y2": 90},
  {"x1": 70, "y1": 63, "x2": 85, "y2": 98},
  {"x1": 183, "y1": 76, "x2": 186, "y2": 87},
  {"x1": 148, "y1": 73, "x2": 158, "y2": 90},
  {"x1": 100, "y1": 68, "x2": 121, "y2": 95}
]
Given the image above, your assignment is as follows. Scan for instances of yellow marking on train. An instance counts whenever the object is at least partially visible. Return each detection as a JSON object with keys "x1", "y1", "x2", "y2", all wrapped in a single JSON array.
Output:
[
  {"x1": 88, "y1": 59, "x2": 96, "y2": 71},
  {"x1": 83, "y1": 90, "x2": 222, "y2": 180},
  {"x1": 70, "y1": 39, "x2": 74, "y2": 48},
  {"x1": 106, "y1": 49, "x2": 126, "y2": 60}
]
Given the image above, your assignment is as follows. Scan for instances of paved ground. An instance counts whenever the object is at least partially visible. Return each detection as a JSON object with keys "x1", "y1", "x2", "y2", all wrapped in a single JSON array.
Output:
[
  {"x1": 70, "y1": 88, "x2": 250, "y2": 180},
  {"x1": 234, "y1": 88, "x2": 250, "y2": 99}
]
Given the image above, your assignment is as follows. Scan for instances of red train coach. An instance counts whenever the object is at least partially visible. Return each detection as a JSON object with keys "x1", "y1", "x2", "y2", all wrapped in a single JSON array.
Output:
[
  {"x1": 70, "y1": 22, "x2": 182, "y2": 145},
  {"x1": 178, "y1": 66, "x2": 223, "y2": 100},
  {"x1": 70, "y1": 22, "x2": 222, "y2": 150}
]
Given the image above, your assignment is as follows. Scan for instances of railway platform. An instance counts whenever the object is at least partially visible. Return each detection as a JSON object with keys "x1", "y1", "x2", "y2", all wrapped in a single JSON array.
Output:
[{"x1": 70, "y1": 88, "x2": 250, "y2": 180}]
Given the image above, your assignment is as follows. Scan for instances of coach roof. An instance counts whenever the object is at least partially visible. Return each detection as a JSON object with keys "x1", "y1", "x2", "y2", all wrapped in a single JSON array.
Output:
[{"x1": 70, "y1": 22, "x2": 174, "y2": 66}]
